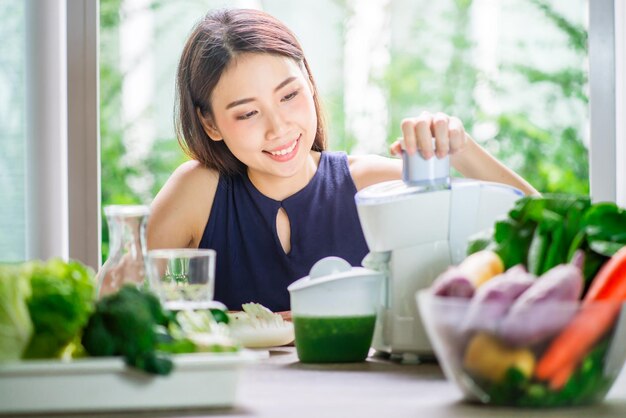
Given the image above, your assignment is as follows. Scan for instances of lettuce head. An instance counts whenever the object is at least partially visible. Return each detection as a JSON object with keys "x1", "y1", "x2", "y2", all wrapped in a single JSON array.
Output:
[
  {"x1": 22, "y1": 258, "x2": 96, "y2": 359},
  {"x1": 0, "y1": 265, "x2": 33, "y2": 362}
]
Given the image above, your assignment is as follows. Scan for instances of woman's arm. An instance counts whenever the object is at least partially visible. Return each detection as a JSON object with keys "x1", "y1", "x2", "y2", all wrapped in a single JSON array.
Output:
[
  {"x1": 348, "y1": 154, "x2": 402, "y2": 191},
  {"x1": 351, "y1": 112, "x2": 539, "y2": 196},
  {"x1": 451, "y1": 135, "x2": 539, "y2": 196},
  {"x1": 147, "y1": 160, "x2": 219, "y2": 250}
]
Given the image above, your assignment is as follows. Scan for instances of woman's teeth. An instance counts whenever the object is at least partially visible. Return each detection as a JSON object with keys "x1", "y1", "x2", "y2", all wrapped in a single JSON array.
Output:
[{"x1": 269, "y1": 139, "x2": 297, "y2": 156}]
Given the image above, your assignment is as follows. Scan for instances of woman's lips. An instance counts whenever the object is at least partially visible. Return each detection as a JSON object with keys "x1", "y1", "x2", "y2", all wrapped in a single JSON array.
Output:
[{"x1": 264, "y1": 134, "x2": 301, "y2": 162}]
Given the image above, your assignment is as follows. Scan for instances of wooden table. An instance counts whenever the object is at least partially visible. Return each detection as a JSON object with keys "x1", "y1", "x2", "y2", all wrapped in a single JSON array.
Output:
[{"x1": 72, "y1": 347, "x2": 626, "y2": 418}]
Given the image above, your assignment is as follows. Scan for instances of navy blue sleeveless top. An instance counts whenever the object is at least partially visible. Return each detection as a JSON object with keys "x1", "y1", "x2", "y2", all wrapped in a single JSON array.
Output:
[{"x1": 199, "y1": 151, "x2": 369, "y2": 312}]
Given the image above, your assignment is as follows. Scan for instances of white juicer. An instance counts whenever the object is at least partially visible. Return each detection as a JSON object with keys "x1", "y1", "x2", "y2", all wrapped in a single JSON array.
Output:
[{"x1": 354, "y1": 150, "x2": 523, "y2": 360}]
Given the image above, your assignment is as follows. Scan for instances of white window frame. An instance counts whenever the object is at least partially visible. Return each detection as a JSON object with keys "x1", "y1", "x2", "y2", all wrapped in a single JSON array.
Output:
[
  {"x1": 25, "y1": 0, "x2": 100, "y2": 269},
  {"x1": 25, "y1": 0, "x2": 69, "y2": 262},
  {"x1": 589, "y1": 0, "x2": 625, "y2": 205},
  {"x1": 616, "y1": 0, "x2": 626, "y2": 207},
  {"x1": 67, "y1": 0, "x2": 101, "y2": 269},
  {"x1": 24, "y1": 0, "x2": 621, "y2": 268}
]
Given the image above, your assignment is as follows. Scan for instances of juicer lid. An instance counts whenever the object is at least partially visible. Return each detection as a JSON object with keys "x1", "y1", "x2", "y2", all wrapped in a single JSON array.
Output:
[
  {"x1": 355, "y1": 180, "x2": 434, "y2": 203},
  {"x1": 287, "y1": 256, "x2": 382, "y2": 293}
]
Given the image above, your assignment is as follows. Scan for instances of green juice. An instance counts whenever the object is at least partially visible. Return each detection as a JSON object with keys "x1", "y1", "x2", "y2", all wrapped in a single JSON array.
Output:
[{"x1": 293, "y1": 314, "x2": 377, "y2": 363}]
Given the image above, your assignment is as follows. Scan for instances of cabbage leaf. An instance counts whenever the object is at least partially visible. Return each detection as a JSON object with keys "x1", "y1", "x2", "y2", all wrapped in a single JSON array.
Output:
[
  {"x1": 0, "y1": 265, "x2": 33, "y2": 362},
  {"x1": 22, "y1": 259, "x2": 96, "y2": 359}
]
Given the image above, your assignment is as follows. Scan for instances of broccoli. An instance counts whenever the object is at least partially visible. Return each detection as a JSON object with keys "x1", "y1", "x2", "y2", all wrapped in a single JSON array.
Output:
[{"x1": 81, "y1": 285, "x2": 176, "y2": 375}]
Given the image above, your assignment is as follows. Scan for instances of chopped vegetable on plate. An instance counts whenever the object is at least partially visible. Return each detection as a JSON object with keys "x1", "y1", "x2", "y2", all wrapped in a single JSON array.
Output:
[{"x1": 228, "y1": 303, "x2": 294, "y2": 348}]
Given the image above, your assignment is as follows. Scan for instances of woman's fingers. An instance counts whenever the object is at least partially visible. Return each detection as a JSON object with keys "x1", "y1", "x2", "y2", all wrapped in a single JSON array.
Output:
[
  {"x1": 389, "y1": 140, "x2": 403, "y2": 156},
  {"x1": 414, "y1": 112, "x2": 434, "y2": 159},
  {"x1": 448, "y1": 116, "x2": 467, "y2": 154},
  {"x1": 401, "y1": 117, "x2": 419, "y2": 155},
  {"x1": 432, "y1": 112, "x2": 450, "y2": 158},
  {"x1": 394, "y1": 112, "x2": 468, "y2": 159}
]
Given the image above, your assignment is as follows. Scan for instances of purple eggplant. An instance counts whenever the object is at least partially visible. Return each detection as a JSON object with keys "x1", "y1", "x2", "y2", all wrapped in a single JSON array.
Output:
[
  {"x1": 431, "y1": 267, "x2": 475, "y2": 298},
  {"x1": 463, "y1": 265, "x2": 536, "y2": 334},
  {"x1": 499, "y1": 260, "x2": 583, "y2": 347}
]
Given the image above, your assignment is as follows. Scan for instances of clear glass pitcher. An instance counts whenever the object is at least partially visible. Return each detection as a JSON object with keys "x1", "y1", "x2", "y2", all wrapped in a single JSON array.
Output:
[{"x1": 96, "y1": 205, "x2": 150, "y2": 298}]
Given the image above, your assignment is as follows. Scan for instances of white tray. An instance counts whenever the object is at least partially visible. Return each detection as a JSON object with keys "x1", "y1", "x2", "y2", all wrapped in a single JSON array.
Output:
[{"x1": 0, "y1": 351, "x2": 254, "y2": 414}]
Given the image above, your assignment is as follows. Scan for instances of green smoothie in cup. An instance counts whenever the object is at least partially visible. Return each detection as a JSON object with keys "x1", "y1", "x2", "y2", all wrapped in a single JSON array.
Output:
[
  {"x1": 293, "y1": 314, "x2": 377, "y2": 363},
  {"x1": 287, "y1": 257, "x2": 384, "y2": 364}
]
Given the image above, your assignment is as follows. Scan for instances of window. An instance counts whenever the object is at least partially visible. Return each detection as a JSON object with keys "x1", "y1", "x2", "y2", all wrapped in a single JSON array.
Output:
[
  {"x1": 2, "y1": 0, "x2": 622, "y2": 266},
  {"x1": 98, "y1": 0, "x2": 593, "y2": 258},
  {"x1": 0, "y1": 0, "x2": 26, "y2": 261}
]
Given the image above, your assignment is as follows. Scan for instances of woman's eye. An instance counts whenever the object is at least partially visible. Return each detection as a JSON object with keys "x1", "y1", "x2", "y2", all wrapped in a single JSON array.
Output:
[
  {"x1": 237, "y1": 110, "x2": 257, "y2": 120},
  {"x1": 282, "y1": 90, "x2": 299, "y2": 101}
]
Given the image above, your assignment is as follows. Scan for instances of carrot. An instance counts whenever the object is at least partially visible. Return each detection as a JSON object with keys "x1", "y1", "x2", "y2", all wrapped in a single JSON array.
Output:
[
  {"x1": 548, "y1": 362, "x2": 575, "y2": 391},
  {"x1": 583, "y1": 245, "x2": 626, "y2": 303},
  {"x1": 535, "y1": 301, "x2": 620, "y2": 385},
  {"x1": 534, "y1": 246, "x2": 626, "y2": 388}
]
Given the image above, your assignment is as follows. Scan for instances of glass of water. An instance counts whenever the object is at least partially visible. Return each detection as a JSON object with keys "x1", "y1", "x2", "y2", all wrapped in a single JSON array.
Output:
[{"x1": 146, "y1": 248, "x2": 217, "y2": 311}]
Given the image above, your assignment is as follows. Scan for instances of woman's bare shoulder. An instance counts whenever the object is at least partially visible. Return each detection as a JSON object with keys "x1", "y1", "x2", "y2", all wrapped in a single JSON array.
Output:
[
  {"x1": 171, "y1": 159, "x2": 218, "y2": 183},
  {"x1": 347, "y1": 154, "x2": 402, "y2": 191},
  {"x1": 158, "y1": 160, "x2": 219, "y2": 204},
  {"x1": 148, "y1": 160, "x2": 219, "y2": 249}
]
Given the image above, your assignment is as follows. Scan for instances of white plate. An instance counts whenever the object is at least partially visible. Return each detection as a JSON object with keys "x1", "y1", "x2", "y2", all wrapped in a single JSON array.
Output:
[{"x1": 0, "y1": 351, "x2": 254, "y2": 414}]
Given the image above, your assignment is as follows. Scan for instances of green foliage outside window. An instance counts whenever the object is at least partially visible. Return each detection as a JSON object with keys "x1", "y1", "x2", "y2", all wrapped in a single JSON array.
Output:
[
  {"x1": 100, "y1": 0, "x2": 187, "y2": 259},
  {"x1": 493, "y1": 0, "x2": 589, "y2": 194},
  {"x1": 378, "y1": 0, "x2": 588, "y2": 194}
]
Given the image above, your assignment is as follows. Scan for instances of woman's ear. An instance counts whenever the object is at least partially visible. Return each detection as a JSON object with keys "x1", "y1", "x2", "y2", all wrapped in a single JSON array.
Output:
[{"x1": 196, "y1": 108, "x2": 223, "y2": 141}]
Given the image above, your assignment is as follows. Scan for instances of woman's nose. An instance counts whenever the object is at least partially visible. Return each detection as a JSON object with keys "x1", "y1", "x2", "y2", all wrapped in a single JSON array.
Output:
[{"x1": 265, "y1": 110, "x2": 289, "y2": 139}]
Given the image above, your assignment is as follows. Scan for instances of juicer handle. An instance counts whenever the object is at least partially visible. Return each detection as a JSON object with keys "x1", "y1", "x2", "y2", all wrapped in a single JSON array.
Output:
[{"x1": 401, "y1": 147, "x2": 450, "y2": 187}]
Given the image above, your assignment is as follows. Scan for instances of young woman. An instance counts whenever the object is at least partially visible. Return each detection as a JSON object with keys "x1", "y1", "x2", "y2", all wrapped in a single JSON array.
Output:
[{"x1": 147, "y1": 8, "x2": 538, "y2": 312}]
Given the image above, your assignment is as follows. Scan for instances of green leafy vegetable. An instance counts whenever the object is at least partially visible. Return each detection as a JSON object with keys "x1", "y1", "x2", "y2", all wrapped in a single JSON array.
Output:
[
  {"x1": 171, "y1": 310, "x2": 238, "y2": 353},
  {"x1": 22, "y1": 259, "x2": 95, "y2": 359},
  {"x1": 0, "y1": 265, "x2": 33, "y2": 362},
  {"x1": 209, "y1": 308, "x2": 230, "y2": 324},
  {"x1": 481, "y1": 337, "x2": 612, "y2": 406},
  {"x1": 483, "y1": 367, "x2": 529, "y2": 405},
  {"x1": 468, "y1": 194, "x2": 626, "y2": 294},
  {"x1": 81, "y1": 285, "x2": 176, "y2": 375},
  {"x1": 81, "y1": 286, "x2": 237, "y2": 375}
]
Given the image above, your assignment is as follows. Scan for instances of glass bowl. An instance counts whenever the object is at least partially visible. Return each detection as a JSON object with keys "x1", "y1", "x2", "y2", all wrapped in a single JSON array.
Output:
[{"x1": 417, "y1": 290, "x2": 626, "y2": 407}]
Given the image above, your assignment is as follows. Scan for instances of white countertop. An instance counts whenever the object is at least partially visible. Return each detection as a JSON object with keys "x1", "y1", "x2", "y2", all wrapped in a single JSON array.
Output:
[
  {"x1": 45, "y1": 347, "x2": 624, "y2": 418},
  {"x1": 231, "y1": 348, "x2": 626, "y2": 418}
]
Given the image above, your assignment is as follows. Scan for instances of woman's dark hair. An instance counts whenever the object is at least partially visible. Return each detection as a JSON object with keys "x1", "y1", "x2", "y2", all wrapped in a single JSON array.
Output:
[{"x1": 175, "y1": 8, "x2": 327, "y2": 175}]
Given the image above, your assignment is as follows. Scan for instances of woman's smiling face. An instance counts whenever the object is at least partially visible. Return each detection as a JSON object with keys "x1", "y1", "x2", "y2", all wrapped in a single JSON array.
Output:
[{"x1": 206, "y1": 53, "x2": 318, "y2": 182}]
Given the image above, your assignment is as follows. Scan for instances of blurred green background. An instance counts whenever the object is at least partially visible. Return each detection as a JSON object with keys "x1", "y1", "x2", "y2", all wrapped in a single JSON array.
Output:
[{"x1": 99, "y1": 0, "x2": 589, "y2": 258}]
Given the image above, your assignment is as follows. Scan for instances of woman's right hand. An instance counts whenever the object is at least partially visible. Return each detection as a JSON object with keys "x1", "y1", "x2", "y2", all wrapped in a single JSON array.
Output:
[
  {"x1": 389, "y1": 111, "x2": 469, "y2": 160},
  {"x1": 388, "y1": 111, "x2": 539, "y2": 196}
]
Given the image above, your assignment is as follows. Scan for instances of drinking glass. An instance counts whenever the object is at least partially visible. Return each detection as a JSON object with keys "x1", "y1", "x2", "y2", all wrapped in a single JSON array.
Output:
[{"x1": 146, "y1": 248, "x2": 216, "y2": 311}]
